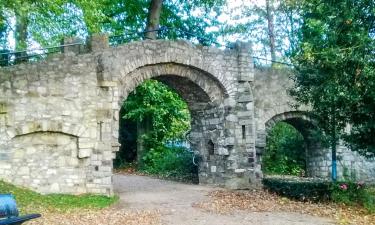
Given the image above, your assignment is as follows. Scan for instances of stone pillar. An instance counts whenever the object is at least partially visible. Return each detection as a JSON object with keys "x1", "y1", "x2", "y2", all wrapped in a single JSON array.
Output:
[
  {"x1": 88, "y1": 34, "x2": 109, "y2": 52},
  {"x1": 225, "y1": 41, "x2": 260, "y2": 189},
  {"x1": 61, "y1": 37, "x2": 84, "y2": 54}
]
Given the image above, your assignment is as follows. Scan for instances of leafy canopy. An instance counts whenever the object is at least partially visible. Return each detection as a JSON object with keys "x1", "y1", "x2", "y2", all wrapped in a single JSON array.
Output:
[
  {"x1": 291, "y1": 0, "x2": 375, "y2": 155},
  {"x1": 122, "y1": 79, "x2": 190, "y2": 145}
]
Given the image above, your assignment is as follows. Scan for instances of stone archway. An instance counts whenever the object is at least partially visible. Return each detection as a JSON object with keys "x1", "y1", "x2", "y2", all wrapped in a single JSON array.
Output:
[
  {"x1": 262, "y1": 111, "x2": 326, "y2": 177},
  {"x1": 0, "y1": 38, "x2": 262, "y2": 194},
  {"x1": 114, "y1": 63, "x2": 230, "y2": 184}
]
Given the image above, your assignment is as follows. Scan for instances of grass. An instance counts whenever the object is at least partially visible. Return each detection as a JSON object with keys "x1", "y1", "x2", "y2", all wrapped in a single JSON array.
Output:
[{"x1": 0, "y1": 180, "x2": 118, "y2": 214}]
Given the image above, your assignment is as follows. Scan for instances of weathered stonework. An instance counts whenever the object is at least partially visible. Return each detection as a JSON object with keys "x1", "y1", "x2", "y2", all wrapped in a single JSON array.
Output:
[
  {"x1": 0, "y1": 35, "x2": 374, "y2": 195},
  {"x1": 254, "y1": 67, "x2": 375, "y2": 183}
]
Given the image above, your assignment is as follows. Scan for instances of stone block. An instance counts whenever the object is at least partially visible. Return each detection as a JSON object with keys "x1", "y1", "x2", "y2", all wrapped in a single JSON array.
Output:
[
  {"x1": 225, "y1": 177, "x2": 249, "y2": 189},
  {"x1": 78, "y1": 148, "x2": 92, "y2": 158}
]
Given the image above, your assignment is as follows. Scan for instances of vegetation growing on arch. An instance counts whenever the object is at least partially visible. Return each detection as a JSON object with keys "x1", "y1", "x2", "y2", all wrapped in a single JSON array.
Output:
[
  {"x1": 116, "y1": 80, "x2": 197, "y2": 182},
  {"x1": 291, "y1": 0, "x2": 375, "y2": 156},
  {"x1": 263, "y1": 122, "x2": 306, "y2": 176}
]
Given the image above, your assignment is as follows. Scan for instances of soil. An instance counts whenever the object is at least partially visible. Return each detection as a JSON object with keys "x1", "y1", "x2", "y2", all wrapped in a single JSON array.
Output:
[{"x1": 112, "y1": 174, "x2": 334, "y2": 225}]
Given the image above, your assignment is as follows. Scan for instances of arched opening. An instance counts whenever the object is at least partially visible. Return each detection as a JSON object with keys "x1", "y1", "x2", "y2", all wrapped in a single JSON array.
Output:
[
  {"x1": 114, "y1": 65, "x2": 229, "y2": 184},
  {"x1": 115, "y1": 79, "x2": 197, "y2": 182},
  {"x1": 262, "y1": 122, "x2": 306, "y2": 176},
  {"x1": 261, "y1": 112, "x2": 327, "y2": 178}
]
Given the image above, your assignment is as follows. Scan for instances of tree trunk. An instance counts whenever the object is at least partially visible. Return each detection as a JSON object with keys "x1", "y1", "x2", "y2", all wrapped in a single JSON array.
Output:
[
  {"x1": 266, "y1": 0, "x2": 276, "y2": 64},
  {"x1": 145, "y1": 0, "x2": 163, "y2": 40},
  {"x1": 15, "y1": 13, "x2": 28, "y2": 63}
]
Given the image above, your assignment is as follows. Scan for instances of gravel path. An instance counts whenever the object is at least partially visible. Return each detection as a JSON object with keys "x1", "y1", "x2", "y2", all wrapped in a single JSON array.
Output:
[{"x1": 113, "y1": 174, "x2": 334, "y2": 225}]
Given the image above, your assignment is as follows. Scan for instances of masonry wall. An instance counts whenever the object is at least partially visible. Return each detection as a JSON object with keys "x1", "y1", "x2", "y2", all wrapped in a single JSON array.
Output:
[
  {"x1": 0, "y1": 38, "x2": 262, "y2": 194},
  {"x1": 1, "y1": 38, "x2": 373, "y2": 195},
  {"x1": 95, "y1": 39, "x2": 260, "y2": 189},
  {"x1": 0, "y1": 51, "x2": 113, "y2": 194},
  {"x1": 253, "y1": 67, "x2": 375, "y2": 182}
]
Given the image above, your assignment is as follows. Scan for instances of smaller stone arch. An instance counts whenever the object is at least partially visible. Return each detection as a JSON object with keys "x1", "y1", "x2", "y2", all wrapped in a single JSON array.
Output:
[
  {"x1": 10, "y1": 121, "x2": 88, "y2": 139},
  {"x1": 9, "y1": 121, "x2": 93, "y2": 159},
  {"x1": 265, "y1": 111, "x2": 318, "y2": 137},
  {"x1": 259, "y1": 111, "x2": 327, "y2": 178}
]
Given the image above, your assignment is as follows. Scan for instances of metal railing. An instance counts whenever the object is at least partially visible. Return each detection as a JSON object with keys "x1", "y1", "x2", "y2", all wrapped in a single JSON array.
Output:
[
  {"x1": 0, "y1": 43, "x2": 84, "y2": 67},
  {"x1": 0, "y1": 26, "x2": 293, "y2": 68},
  {"x1": 253, "y1": 56, "x2": 293, "y2": 67}
]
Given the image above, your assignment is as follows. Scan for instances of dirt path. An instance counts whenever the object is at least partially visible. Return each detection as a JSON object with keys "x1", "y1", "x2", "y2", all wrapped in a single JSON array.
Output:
[{"x1": 113, "y1": 174, "x2": 334, "y2": 225}]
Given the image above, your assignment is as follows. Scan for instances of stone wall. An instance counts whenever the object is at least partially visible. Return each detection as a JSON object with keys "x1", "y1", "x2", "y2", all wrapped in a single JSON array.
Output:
[
  {"x1": 0, "y1": 37, "x2": 374, "y2": 195},
  {"x1": 253, "y1": 67, "x2": 375, "y2": 182},
  {"x1": 0, "y1": 37, "x2": 261, "y2": 194},
  {"x1": 0, "y1": 51, "x2": 114, "y2": 194}
]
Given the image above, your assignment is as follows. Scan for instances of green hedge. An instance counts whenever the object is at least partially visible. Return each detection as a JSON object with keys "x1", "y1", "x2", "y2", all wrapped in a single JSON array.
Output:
[
  {"x1": 262, "y1": 177, "x2": 331, "y2": 202},
  {"x1": 263, "y1": 177, "x2": 375, "y2": 213}
]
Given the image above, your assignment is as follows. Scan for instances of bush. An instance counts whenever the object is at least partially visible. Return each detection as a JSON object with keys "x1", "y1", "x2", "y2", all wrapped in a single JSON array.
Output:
[
  {"x1": 263, "y1": 177, "x2": 375, "y2": 213},
  {"x1": 331, "y1": 182, "x2": 375, "y2": 213},
  {"x1": 140, "y1": 145, "x2": 198, "y2": 183},
  {"x1": 263, "y1": 122, "x2": 306, "y2": 176},
  {"x1": 263, "y1": 177, "x2": 331, "y2": 202}
]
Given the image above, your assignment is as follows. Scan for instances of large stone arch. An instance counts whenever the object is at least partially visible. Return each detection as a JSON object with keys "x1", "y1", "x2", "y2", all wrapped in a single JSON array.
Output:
[
  {"x1": 118, "y1": 63, "x2": 229, "y2": 106},
  {"x1": 113, "y1": 61, "x2": 231, "y2": 184},
  {"x1": 97, "y1": 40, "x2": 236, "y2": 98}
]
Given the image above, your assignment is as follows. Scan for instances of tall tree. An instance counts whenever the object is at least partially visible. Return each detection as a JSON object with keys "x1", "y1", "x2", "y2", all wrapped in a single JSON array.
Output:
[
  {"x1": 221, "y1": 0, "x2": 302, "y2": 65},
  {"x1": 102, "y1": 0, "x2": 225, "y2": 44},
  {"x1": 145, "y1": 0, "x2": 163, "y2": 39},
  {"x1": 265, "y1": 0, "x2": 276, "y2": 62},
  {"x1": 291, "y1": 0, "x2": 375, "y2": 157}
]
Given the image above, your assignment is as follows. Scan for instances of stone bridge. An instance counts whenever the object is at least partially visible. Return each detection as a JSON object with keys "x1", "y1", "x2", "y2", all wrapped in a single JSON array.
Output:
[{"x1": 0, "y1": 36, "x2": 374, "y2": 195}]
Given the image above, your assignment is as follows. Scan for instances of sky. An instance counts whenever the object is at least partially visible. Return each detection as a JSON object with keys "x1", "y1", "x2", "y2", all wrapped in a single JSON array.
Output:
[{"x1": 6, "y1": 0, "x2": 269, "y2": 56}]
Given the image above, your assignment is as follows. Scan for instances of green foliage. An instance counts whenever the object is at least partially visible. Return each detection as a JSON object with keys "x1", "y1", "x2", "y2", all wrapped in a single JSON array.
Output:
[
  {"x1": 119, "y1": 80, "x2": 196, "y2": 181},
  {"x1": 263, "y1": 177, "x2": 331, "y2": 202},
  {"x1": 291, "y1": 0, "x2": 375, "y2": 155},
  {"x1": 221, "y1": 0, "x2": 303, "y2": 63},
  {"x1": 102, "y1": 0, "x2": 225, "y2": 45},
  {"x1": 140, "y1": 146, "x2": 198, "y2": 183},
  {"x1": 0, "y1": 0, "x2": 226, "y2": 49},
  {"x1": 263, "y1": 122, "x2": 306, "y2": 176},
  {"x1": 122, "y1": 80, "x2": 190, "y2": 145},
  {"x1": 263, "y1": 177, "x2": 375, "y2": 213},
  {"x1": 331, "y1": 182, "x2": 375, "y2": 213},
  {"x1": 0, "y1": 180, "x2": 118, "y2": 214}
]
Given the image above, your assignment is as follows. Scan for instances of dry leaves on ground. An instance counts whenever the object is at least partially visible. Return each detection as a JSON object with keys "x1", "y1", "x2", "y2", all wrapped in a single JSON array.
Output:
[
  {"x1": 193, "y1": 190, "x2": 375, "y2": 225},
  {"x1": 26, "y1": 209, "x2": 161, "y2": 225}
]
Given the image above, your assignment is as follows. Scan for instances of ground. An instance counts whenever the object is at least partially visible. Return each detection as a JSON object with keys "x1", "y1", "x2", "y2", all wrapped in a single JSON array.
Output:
[
  {"x1": 27, "y1": 174, "x2": 343, "y2": 225},
  {"x1": 113, "y1": 174, "x2": 334, "y2": 225}
]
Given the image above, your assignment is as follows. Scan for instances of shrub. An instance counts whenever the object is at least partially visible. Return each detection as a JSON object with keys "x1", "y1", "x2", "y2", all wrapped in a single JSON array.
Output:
[
  {"x1": 262, "y1": 177, "x2": 331, "y2": 202},
  {"x1": 263, "y1": 122, "x2": 306, "y2": 176},
  {"x1": 331, "y1": 182, "x2": 375, "y2": 213},
  {"x1": 263, "y1": 177, "x2": 375, "y2": 213},
  {"x1": 140, "y1": 145, "x2": 198, "y2": 183}
]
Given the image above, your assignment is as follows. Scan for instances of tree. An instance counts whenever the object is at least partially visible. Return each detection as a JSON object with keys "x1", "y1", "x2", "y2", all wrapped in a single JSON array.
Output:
[
  {"x1": 263, "y1": 122, "x2": 306, "y2": 176},
  {"x1": 1, "y1": 0, "x2": 227, "y2": 52},
  {"x1": 102, "y1": 0, "x2": 225, "y2": 44},
  {"x1": 120, "y1": 80, "x2": 191, "y2": 170},
  {"x1": 145, "y1": 0, "x2": 163, "y2": 39},
  {"x1": 265, "y1": 0, "x2": 276, "y2": 62},
  {"x1": 122, "y1": 80, "x2": 190, "y2": 148},
  {"x1": 221, "y1": 0, "x2": 302, "y2": 65},
  {"x1": 291, "y1": 0, "x2": 375, "y2": 159}
]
